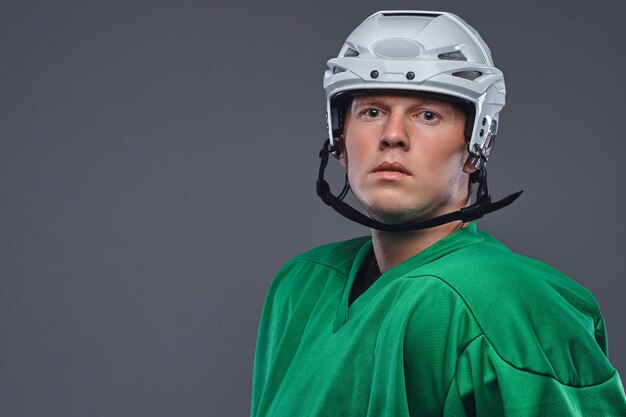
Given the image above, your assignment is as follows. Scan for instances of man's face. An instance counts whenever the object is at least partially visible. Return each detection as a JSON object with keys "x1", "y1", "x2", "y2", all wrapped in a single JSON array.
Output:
[{"x1": 339, "y1": 93, "x2": 475, "y2": 225}]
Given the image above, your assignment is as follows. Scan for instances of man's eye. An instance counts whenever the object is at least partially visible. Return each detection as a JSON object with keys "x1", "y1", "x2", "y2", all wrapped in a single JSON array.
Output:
[
  {"x1": 365, "y1": 109, "x2": 380, "y2": 118},
  {"x1": 420, "y1": 111, "x2": 439, "y2": 122}
]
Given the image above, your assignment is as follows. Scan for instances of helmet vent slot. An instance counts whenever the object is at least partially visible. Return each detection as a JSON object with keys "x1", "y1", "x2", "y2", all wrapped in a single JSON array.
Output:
[
  {"x1": 344, "y1": 48, "x2": 359, "y2": 57},
  {"x1": 438, "y1": 51, "x2": 467, "y2": 61},
  {"x1": 452, "y1": 70, "x2": 482, "y2": 81},
  {"x1": 381, "y1": 12, "x2": 441, "y2": 18},
  {"x1": 332, "y1": 66, "x2": 346, "y2": 74}
]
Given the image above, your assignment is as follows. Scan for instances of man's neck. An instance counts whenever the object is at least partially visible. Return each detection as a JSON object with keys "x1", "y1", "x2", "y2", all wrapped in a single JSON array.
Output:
[{"x1": 370, "y1": 221, "x2": 466, "y2": 274}]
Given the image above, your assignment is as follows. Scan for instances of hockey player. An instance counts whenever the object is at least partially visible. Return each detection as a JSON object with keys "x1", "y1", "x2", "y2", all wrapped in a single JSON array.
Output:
[{"x1": 251, "y1": 10, "x2": 626, "y2": 416}]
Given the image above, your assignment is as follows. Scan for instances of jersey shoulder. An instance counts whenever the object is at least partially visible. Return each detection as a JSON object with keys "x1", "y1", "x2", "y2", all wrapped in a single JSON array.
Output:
[
  {"x1": 265, "y1": 236, "x2": 370, "y2": 305},
  {"x1": 419, "y1": 231, "x2": 614, "y2": 386},
  {"x1": 288, "y1": 236, "x2": 371, "y2": 276}
]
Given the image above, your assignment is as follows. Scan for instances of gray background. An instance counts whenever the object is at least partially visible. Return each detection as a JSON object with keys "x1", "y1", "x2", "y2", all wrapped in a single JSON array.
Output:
[{"x1": 1, "y1": 0, "x2": 624, "y2": 415}]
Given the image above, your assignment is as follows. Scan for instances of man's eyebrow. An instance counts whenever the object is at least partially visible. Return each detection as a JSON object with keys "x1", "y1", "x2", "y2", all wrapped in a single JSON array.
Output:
[
  {"x1": 352, "y1": 97, "x2": 454, "y2": 109},
  {"x1": 419, "y1": 100, "x2": 455, "y2": 110},
  {"x1": 352, "y1": 98, "x2": 383, "y2": 106}
]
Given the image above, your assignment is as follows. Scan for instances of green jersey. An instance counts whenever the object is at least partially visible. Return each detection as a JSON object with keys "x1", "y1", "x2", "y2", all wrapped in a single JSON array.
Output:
[{"x1": 251, "y1": 223, "x2": 626, "y2": 416}]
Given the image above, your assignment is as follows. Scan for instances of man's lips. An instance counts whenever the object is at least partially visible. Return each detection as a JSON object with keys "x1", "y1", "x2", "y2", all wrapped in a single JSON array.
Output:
[{"x1": 372, "y1": 161, "x2": 411, "y2": 175}]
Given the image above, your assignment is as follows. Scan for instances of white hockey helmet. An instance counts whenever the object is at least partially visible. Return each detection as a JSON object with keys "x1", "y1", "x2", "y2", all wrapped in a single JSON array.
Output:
[{"x1": 323, "y1": 10, "x2": 506, "y2": 167}]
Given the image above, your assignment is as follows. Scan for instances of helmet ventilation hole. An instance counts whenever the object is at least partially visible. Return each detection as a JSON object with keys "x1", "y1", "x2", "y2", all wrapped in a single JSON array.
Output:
[
  {"x1": 344, "y1": 48, "x2": 359, "y2": 57},
  {"x1": 438, "y1": 51, "x2": 467, "y2": 61},
  {"x1": 452, "y1": 70, "x2": 482, "y2": 81}
]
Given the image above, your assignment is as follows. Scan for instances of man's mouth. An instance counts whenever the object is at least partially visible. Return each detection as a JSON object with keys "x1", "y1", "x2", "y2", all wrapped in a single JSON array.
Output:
[{"x1": 372, "y1": 161, "x2": 411, "y2": 175}]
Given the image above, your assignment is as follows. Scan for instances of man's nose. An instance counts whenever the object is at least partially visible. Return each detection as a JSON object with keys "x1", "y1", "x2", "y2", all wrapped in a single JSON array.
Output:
[{"x1": 379, "y1": 114, "x2": 410, "y2": 151}]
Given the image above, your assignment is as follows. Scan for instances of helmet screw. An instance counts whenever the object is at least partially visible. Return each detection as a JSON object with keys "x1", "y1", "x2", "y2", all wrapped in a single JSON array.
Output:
[
  {"x1": 370, "y1": 70, "x2": 379, "y2": 79},
  {"x1": 406, "y1": 71, "x2": 415, "y2": 80},
  {"x1": 479, "y1": 129, "x2": 485, "y2": 137},
  {"x1": 482, "y1": 117, "x2": 487, "y2": 126}
]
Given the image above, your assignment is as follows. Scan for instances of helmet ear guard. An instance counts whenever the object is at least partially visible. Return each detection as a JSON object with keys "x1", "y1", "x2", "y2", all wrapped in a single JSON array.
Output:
[
  {"x1": 326, "y1": 92, "x2": 354, "y2": 158},
  {"x1": 467, "y1": 114, "x2": 497, "y2": 171}
]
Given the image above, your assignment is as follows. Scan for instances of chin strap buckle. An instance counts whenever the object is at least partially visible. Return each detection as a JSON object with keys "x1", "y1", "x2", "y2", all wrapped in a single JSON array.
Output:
[{"x1": 460, "y1": 203, "x2": 486, "y2": 221}]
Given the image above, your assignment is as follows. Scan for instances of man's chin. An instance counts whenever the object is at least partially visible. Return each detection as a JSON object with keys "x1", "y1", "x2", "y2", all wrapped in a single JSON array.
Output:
[{"x1": 364, "y1": 207, "x2": 428, "y2": 226}]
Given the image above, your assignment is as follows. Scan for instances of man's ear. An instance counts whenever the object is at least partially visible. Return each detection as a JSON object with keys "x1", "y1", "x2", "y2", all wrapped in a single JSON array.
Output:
[
  {"x1": 463, "y1": 138, "x2": 494, "y2": 174},
  {"x1": 463, "y1": 155, "x2": 478, "y2": 174},
  {"x1": 337, "y1": 135, "x2": 347, "y2": 169}
]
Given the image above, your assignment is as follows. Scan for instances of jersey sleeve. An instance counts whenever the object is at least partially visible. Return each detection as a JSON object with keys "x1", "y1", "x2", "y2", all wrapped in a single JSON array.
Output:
[{"x1": 442, "y1": 335, "x2": 626, "y2": 417}]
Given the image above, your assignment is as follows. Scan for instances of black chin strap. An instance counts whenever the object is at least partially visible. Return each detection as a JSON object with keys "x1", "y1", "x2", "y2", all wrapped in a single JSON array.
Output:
[{"x1": 316, "y1": 139, "x2": 523, "y2": 232}]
